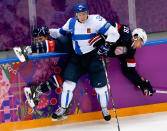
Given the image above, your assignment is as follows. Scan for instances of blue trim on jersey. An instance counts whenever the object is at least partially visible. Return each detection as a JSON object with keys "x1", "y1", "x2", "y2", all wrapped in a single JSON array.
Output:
[
  {"x1": 69, "y1": 17, "x2": 77, "y2": 34},
  {"x1": 68, "y1": 17, "x2": 96, "y2": 54},
  {"x1": 97, "y1": 94, "x2": 100, "y2": 104},
  {"x1": 74, "y1": 41, "x2": 83, "y2": 55},
  {"x1": 105, "y1": 91, "x2": 108, "y2": 104},
  {"x1": 65, "y1": 90, "x2": 70, "y2": 108},
  {"x1": 72, "y1": 33, "x2": 96, "y2": 40},
  {"x1": 98, "y1": 22, "x2": 111, "y2": 35},
  {"x1": 59, "y1": 28, "x2": 68, "y2": 35}
]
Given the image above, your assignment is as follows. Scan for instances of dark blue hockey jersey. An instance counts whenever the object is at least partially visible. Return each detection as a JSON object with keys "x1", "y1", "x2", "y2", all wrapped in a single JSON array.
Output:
[{"x1": 108, "y1": 21, "x2": 136, "y2": 60}]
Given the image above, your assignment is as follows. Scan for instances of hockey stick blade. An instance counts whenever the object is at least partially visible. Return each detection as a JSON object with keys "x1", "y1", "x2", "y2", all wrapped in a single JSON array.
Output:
[{"x1": 155, "y1": 90, "x2": 167, "y2": 94}]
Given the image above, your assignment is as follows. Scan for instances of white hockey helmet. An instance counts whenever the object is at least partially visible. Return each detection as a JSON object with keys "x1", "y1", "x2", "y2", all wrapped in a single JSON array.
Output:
[{"x1": 132, "y1": 28, "x2": 147, "y2": 44}]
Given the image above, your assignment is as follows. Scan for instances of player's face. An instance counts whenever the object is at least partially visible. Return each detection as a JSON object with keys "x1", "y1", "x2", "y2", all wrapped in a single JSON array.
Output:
[
  {"x1": 132, "y1": 35, "x2": 144, "y2": 49},
  {"x1": 132, "y1": 38, "x2": 143, "y2": 49},
  {"x1": 34, "y1": 36, "x2": 47, "y2": 43},
  {"x1": 76, "y1": 11, "x2": 88, "y2": 23}
]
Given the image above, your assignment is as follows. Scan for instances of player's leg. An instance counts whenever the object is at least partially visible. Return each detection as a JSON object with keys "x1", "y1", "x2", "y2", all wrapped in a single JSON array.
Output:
[
  {"x1": 24, "y1": 74, "x2": 63, "y2": 108},
  {"x1": 52, "y1": 80, "x2": 76, "y2": 121},
  {"x1": 95, "y1": 85, "x2": 111, "y2": 121},
  {"x1": 52, "y1": 55, "x2": 82, "y2": 121},
  {"x1": 89, "y1": 56, "x2": 111, "y2": 121}
]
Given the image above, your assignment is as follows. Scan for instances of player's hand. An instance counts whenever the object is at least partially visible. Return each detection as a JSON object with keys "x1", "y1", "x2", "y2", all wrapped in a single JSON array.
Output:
[
  {"x1": 138, "y1": 79, "x2": 155, "y2": 96},
  {"x1": 97, "y1": 43, "x2": 110, "y2": 57},
  {"x1": 114, "y1": 46, "x2": 127, "y2": 55}
]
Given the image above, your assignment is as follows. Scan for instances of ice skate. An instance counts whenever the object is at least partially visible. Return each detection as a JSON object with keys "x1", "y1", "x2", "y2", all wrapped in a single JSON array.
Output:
[
  {"x1": 13, "y1": 46, "x2": 31, "y2": 62},
  {"x1": 102, "y1": 107, "x2": 111, "y2": 121},
  {"x1": 52, "y1": 107, "x2": 69, "y2": 121},
  {"x1": 24, "y1": 85, "x2": 42, "y2": 108}
]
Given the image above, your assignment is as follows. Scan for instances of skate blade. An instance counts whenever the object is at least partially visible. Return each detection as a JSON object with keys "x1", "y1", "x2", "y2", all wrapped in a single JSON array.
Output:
[
  {"x1": 24, "y1": 87, "x2": 35, "y2": 108},
  {"x1": 52, "y1": 116, "x2": 68, "y2": 122},
  {"x1": 13, "y1": 47, "x2": 26, "y2": 62}
]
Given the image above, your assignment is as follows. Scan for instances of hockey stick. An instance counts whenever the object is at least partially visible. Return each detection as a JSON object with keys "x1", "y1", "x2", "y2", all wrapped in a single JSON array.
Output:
[
  {"x1": 101, "y1": 56, "x2": 120, "y2": 131},
  {"x1": 155, "y1": 90, "x2": 167, "y2": 94}
]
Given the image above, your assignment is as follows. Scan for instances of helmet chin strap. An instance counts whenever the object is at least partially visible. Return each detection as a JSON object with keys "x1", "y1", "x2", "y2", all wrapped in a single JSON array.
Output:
[
  {"x1": 131, "y1": 41, "x2": 136, "y2": 47},
  {"x1": 131, "y1": 35, "x2": 138, "y2": 48}
]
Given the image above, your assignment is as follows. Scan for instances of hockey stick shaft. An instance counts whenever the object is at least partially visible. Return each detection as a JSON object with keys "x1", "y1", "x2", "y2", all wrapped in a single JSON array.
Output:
[
  {"x1": 101, "y1": 56, "x2": 120, "y2": 131},
  {"x1": 155, "y1": 90, "x2": 167, "y2": 94}
]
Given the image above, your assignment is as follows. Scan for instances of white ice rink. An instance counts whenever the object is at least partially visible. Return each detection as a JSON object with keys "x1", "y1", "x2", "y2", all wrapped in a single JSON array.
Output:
[{"x1": 20, "y1": 111, "x2": 167, "y2": 131}]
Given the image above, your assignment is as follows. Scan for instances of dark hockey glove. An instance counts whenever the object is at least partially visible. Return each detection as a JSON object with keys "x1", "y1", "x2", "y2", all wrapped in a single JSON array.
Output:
[
  {"x1": 88, "y1": 34, "x2": 106, "y2": 48},
  {"x1": 33, "y1": 26, "x2": 50, "y2": 38},
  {"x1": 97, "y1": 44, "x2": 110, "y2": 57},
  {"x1": 97, "y1": 42, "x2": 115, "y2": 57},
  {"x1": 138, "y1": 80, "x2": 155, "y2": 96}
]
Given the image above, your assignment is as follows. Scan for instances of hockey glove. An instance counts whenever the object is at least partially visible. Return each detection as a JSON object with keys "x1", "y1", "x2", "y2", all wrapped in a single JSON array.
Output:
[
  {"x1": 114, "y1": 46, "x2": 127, "y2": 55},
  {"x1": 88, "y1": 34, "x2": 105, "y2": 47},
  {"x1": 138, "y1": 80, "x2": 155, "y2": 96},
  {"x1": 33, "y1": 26, "x2": 49, "y2": 38},
  {"x1": 97, "y1": 44, "x2": 110, "y2": 57}
]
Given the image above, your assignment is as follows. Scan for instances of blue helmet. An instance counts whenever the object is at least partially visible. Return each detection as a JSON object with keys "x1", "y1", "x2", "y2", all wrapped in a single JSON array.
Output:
[{"x1": 74, "y1": 3, "x2": 88, "y2": 13}]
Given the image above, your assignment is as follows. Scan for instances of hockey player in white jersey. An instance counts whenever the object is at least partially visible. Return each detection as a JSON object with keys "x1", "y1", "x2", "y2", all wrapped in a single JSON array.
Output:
[{"x1": 50, "y1": 3, "x2": 120, "y2": 121}]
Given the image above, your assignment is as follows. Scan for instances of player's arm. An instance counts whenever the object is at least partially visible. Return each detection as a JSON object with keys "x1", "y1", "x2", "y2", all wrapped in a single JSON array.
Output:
[
  {"x1": 96, "y1": 15, "x2": 120, "y2": 44},
  {"x1": 120, "y1": 56, "x2": 154, "y2": 96},
  {"x1": 113, "y1": 24, "x2": 132, "y2": 56},
  {"x1": 49, "y1": 18, "x2": 72, "y2": 39},
  {"x1": 13, "y1": 25, "x2": 72, "y2": 62},
  {"x1": 94, "y1": 15, "x2": 119, "y2": 56}
]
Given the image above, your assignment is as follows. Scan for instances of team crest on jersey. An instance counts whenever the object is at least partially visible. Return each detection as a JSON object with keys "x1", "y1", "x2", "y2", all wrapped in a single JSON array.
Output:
[{"x1": 87, "y1": 28, "x2": 91, "y2": 33}]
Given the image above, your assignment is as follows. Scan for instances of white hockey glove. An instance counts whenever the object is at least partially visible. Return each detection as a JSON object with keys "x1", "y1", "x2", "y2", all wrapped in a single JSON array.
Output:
[
  {"x1": 114, "y1": 46, "x2": 127, "y2": 55},
  {"x1": 49, "y1": 29, "x2": 61, "y2": 39}
]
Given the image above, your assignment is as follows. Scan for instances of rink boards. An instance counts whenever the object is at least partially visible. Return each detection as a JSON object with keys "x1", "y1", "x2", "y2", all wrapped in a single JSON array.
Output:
[{"x1": 0, "y1": 38, "x2": 167, "y2": 130}]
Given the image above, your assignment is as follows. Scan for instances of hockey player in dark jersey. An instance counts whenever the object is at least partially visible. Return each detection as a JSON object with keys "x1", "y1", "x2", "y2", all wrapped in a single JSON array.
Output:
[
  {"x1": 96, "y1": 21, "x2": 155, "y2": 96},
  {"x1": 14, "y1": 26, "x2": 74, "y2": 62},
  {"x1": 13, "y1": 26, "x2": 74, "y2": 108}
]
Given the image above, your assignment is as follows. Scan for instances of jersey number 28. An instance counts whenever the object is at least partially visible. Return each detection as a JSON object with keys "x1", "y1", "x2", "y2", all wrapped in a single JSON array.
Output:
[{"x1": 123, "y1": 26, "x2": 130, "y2": 33}]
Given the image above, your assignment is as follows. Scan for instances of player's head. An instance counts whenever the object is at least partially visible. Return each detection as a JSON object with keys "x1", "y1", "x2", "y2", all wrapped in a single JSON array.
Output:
[
  {"x1": 33, "y1": 26, "x2": 49, "y2": 43},
  {"x1": 74, "y1": 3, "x2": 88, "y2": 23},
  {"x1": 132, "y1": 28, "x2": 147, "y2": 49}
]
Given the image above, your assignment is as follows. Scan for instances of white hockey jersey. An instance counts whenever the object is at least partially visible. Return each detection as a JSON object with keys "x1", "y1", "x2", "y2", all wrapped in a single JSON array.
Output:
[{"x1": 50, "y1": 14, "x2": 120, "y2": 55}]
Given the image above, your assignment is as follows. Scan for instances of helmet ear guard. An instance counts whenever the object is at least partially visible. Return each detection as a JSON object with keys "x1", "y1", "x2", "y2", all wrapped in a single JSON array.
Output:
[{"x1": 132, "y1": 28, "x2": 147, "y2": 44}]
